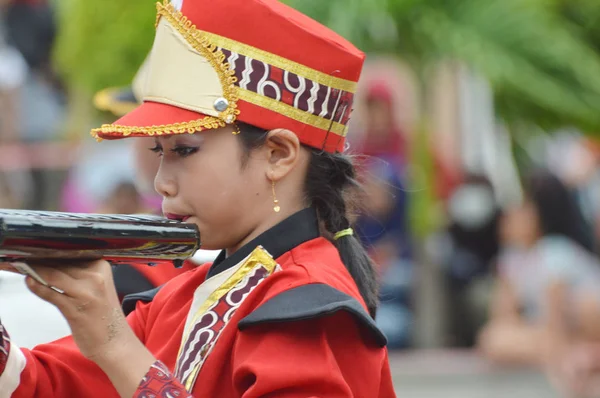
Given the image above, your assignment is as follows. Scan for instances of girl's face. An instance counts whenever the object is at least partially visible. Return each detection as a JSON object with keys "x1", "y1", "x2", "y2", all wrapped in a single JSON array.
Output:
[
  {"x1": 152, "y1": 127, "x2": 272, "y2": 251},
  {"x1": 366, "y1": 99, "x2": 394, "y2": 137}
]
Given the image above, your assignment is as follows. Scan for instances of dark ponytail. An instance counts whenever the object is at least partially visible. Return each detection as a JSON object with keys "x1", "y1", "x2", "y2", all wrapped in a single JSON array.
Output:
[
  {"x1": 237, "y1": 123, "x2": 379, "y2": 317},
  {"x1": 305, "y1": 150, "x2": 379, "y2": 317}
]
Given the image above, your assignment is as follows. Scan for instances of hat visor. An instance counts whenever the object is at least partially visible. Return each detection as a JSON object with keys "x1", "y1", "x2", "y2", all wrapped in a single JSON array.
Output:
[{"x1": 91, "y1": 101, "x2": 227, "y2": 141}]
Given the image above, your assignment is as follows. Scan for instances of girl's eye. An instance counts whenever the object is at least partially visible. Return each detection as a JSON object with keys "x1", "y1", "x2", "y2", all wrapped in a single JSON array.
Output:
[
  {"x1": 149, "y1": 145, "x2": 163, "y2": 157},
  {"x1": 171, "y1": 146, "x2": 199, "y2": 158}
]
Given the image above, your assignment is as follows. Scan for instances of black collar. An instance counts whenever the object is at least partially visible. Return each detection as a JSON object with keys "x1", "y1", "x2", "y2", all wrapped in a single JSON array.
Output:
[{"x1": 206, "y1": 207, "x2": 320, "y2": 279}]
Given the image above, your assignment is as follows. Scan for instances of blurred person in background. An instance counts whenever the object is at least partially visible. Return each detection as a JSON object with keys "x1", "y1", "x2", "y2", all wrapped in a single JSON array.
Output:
[
  {"x1": 550, "y1": 341, "x2": 600, "y2": 398},
  {"x1": 548, "y1": 134, "x2": 599, "y2": 255},
  {"x1": 355, "y1": 158, "x2": 413, "y2": 348},
  {"x1": 2, "y1": 0, "x2": 66, "y2": 209},
  {"x1": 353, "y1": 80, "x2": 407, "y2": 168},
  {"x1": 350, "y1": 79, "x2": 413, "y2": 348},
  {"x1": 0, "y1": 0, "x2": 34, "y2": 207},
  {"x1": 566, "y1": 137, "x2": 600, "y2": 256},
  {"x1": 59, "y1": 139, "x2": 142, "y2": 213},
  {"x1": 478, "y1": 169, "x2": 600, "y2": 367},
  {"x1": 439, "y1": 174, "x2": 502, "y2": 347},
  {"x1": 0, "y1": 0, "x2": 27, "y2": 144},
  {"x1": 96, "y1": 181, "x2": 146, "y2": 215},
  {"x1": 0, "y1": 173, "x2": 17, "y2": 208},
  {"x1": 0, "y1": 1, "x2": 68, "y2": 348}
]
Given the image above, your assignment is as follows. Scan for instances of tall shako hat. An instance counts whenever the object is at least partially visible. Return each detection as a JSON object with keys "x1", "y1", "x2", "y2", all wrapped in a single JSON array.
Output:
[{"x1": 91, "y1": 0, "x2": 365, "y2": 153}]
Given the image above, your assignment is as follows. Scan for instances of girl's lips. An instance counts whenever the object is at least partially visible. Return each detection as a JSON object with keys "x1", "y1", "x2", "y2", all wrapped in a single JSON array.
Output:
[{"x1": 164, "y1": 213, "x2": 191, "y2": 222}]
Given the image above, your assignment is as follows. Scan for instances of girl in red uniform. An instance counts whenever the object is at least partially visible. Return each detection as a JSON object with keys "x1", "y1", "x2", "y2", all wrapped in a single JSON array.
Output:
[{"x1": 0, "y1": 0, "x2": 397, "y2": 396}]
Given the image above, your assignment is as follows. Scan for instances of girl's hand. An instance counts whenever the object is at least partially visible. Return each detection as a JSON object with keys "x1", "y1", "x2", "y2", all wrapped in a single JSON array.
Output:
[
  {"x1": 24, "y1": 260, "x2": 157, "y2": 397},
  {"x1": 24, "y1": 260, "x2": 133, "y2": 362}
]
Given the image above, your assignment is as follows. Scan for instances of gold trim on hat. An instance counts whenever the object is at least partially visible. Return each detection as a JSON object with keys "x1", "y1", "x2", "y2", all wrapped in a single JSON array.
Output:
[
  {"x1": 201, "y1": 31, "x2": 358, "y2": 94},
  {"x1": 91, "y1": 116, "x2": 227, "y2": 140},
  {"x1": 154, "y1": 0, "x2": 239, "y2": 123},
  {"x1": 238, "y1": 88, "x2": 348, "y2": 137},
  {"x1": 91, "y1": 0, "x2": 239, "y2": 141}
]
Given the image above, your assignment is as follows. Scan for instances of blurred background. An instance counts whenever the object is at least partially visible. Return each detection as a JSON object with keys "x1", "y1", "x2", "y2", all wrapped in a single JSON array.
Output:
[{"x1": 3, "y1": 0, "x2": 600, "y2": 396}]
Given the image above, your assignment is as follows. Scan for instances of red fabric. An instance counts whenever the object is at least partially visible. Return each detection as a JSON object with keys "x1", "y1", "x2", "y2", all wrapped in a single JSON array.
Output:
[
  {"x1": 100, "y1": 102, "x2": 210, "y2": 137},
  {"x1": 432, "y1": 146, "x2": 462, "y2": 201},
  {"x1": 230, "y1": 311, "x2": 396, "y2": 398},
  {"x1": 366, "y1": 82, "x2": 394, "y2": 103},
  {"x1": 13, "y1": 336, "x2": 119, "y2": 397},
  {"x1": 100, "y1": 99, "x2": 349, "y2": 153},
  {"x1": 7, "y1": 239, "x2": 396, "y2": 397},
  {"x1": 135, "y1": 361, "x2": 192, "y2": 398},
  {"x1": 181, "y1": 0, "x2": 362, "y2": 82}
]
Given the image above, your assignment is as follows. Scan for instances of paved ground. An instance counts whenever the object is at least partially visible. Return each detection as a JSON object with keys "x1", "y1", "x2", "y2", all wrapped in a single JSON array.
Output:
[{"x1": 389, "y1": 350, "x2": 560, "y2": 398}]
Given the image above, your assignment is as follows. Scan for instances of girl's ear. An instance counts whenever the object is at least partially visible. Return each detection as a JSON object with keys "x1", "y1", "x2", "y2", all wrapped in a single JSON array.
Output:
[{"x1": 263, "y1": 129, "x2": 302, "y2": 181}]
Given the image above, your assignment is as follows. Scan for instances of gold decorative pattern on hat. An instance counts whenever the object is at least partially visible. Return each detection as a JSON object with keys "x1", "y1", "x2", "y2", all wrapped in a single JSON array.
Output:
[
  {"x1": 155, "y1": 0, "x2": 239, "y2": 124},
  {"x1": 91, "y1": 117, "x2": 227, "y2": 140},
  {"x1": 200, "y1": 31, "x2": 357, "y2": 94},
  {"x1": 91, "y1": 0, "x2": 239, "y2": 141},
  {"x1": 237, "y1": 89, "x2": 348, "y2": 136}
]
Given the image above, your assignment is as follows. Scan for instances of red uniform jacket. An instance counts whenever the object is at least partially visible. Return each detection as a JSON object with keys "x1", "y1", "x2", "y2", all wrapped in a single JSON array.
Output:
[{"x1": 0, "y1": 208, "x2": 397, "y2": 397}]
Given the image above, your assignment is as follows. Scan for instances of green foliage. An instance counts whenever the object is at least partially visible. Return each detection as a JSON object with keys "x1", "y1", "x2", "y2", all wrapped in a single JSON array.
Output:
[
  {"x1": 282, "y1": 0, "x2": 399, "y2": 53},
  {"x1": 52, "y1": 0, "x2": 156, "y2": 94},
  {"x1": 285, "y1": 0, "x2": 600, "y2": 132}
]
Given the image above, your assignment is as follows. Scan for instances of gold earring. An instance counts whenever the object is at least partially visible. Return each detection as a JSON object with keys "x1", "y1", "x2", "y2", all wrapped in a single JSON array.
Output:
[{"x1": 271, "y1": 180, "x2": 280, "y2": 213}]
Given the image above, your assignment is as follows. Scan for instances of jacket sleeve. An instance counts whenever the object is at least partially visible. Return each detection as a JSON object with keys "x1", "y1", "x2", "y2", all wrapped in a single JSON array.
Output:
[
  {"x1": 231, "y1": 283, "x2": 395, "y2": 398},
  {"x1": 0, "y1": 300, "x2": 154, "y2": 398},
  {"x1": 232, "y1": 311, "x2": 396, "y2": 398},
  {"x1": 133, "y1": 361, "x2": 192, "y2": 398}
]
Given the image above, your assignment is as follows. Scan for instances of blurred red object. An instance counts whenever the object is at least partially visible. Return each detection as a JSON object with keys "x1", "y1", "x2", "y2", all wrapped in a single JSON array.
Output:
[
  {"x1": 582, "y1": 137, "x2": 600, "y2": 160},
  {"x1": 356, "y1": 80, "x2": 407, "y2": 163}
]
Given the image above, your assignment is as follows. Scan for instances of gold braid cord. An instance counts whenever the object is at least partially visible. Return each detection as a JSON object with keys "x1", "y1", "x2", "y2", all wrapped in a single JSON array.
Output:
[{"x1": 91, "y1": 0, "x2": 240, "y2": 141}]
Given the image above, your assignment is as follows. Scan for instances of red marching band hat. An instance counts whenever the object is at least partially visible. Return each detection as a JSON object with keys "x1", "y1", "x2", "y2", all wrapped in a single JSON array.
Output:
[{"x1": 91, "y1": 0, "x2": 365, "y2": 153}]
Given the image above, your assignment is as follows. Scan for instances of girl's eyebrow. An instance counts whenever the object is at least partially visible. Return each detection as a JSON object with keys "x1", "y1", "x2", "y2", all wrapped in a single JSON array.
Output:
[{"x1": 173, "y1": 134, "x2": 205, "y2": 145}]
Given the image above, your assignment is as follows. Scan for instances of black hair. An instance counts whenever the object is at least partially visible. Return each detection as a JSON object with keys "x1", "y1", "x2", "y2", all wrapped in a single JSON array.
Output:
[
  {"x1": 524, "y1": 169, "x2": 595, "y2": 253},
  {"x1": 448, "y1": 174, "x2": 501, "y2": 270},
  {"x1": 237, "y1": 123, "x2": 379, "y2": 317}
]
